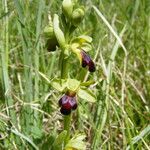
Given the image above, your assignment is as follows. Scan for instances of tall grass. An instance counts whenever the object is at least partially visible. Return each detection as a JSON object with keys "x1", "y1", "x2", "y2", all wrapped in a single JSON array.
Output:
[{"x1": 0, "y1": 0, "x2": 150, "y2": 149}]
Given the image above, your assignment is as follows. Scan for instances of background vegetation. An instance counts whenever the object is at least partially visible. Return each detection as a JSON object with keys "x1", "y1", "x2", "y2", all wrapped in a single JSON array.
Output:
[{"x1": 0, "y1": 0, "x2": 150, "y2": 149}]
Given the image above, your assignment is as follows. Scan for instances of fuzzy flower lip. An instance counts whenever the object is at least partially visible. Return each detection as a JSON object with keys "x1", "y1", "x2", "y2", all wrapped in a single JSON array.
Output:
[
  {"x1": 58, "y1": 93, "x2": 77, "y2": 115},
  {"x1": 80, "y1": 50, "x2": 95, "y2": 72}
]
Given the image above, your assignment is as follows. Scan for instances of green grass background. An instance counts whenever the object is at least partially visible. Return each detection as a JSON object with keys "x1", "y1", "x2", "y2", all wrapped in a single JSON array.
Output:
[{"x1": 0, "y1": 0, "x2": 150, "y2": 149}]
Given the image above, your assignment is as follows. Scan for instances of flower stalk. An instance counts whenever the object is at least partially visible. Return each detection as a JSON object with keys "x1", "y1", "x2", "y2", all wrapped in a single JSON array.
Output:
[
  {"x1": 53, "y1": 14, "x2": 72, "y2": 144},
  {"x1": 44, "y1": 0, "x2": 96, "y2": 148}
]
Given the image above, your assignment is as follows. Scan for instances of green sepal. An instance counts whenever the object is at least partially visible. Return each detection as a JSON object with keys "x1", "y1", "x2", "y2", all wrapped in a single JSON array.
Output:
[
  {"x1": 71, "y1": 7, "x2": 85, "y2": 26},
  {"x1": 43, "y1": 25, "x2": 55, "y2": 39},
  {"x1": 53, "y1": 14, "x2": 66, "y2": 49},
  {"x1": 67, "y1": 78, "x2": 80, "y2": 92},
  {"x1": 77, "y1": 87, "x2": 96, "y2": 103},
  {"x1": 51, "y1": 78, "x2": 67, "y2": 92},
  {"x1": 51, "y1": 78, "x2": 81, "y2": 92},
  {"x1": 71, "y1": 35, "x2": 93, "y2": 52},
  {"x1": 70, "y1": 43, "x2": 82, "y2": 64}
]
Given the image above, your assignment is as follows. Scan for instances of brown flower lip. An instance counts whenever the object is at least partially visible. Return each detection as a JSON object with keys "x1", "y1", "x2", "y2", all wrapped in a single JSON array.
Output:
[
  {"x1": 58, "y1": 93, "x2": 77, "y2": 115},
  {"x1": 80, "y1": 50, "x2": 95, "y2": 72}
]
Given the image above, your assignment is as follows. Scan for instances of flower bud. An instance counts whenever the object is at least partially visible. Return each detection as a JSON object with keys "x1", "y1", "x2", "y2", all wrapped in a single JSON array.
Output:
[
  {"x1": 44, "y1": 25, "x2": 59, "y2": 51},
  {"x1": 62, "y1": 0, "x2": 73, "y2": 19},
  {"x1": 71, "y1": 7, "x2": 85, "y2": 26},
  {"x1": 43, "y1": 26, "x2": 55, "y2": 39}
]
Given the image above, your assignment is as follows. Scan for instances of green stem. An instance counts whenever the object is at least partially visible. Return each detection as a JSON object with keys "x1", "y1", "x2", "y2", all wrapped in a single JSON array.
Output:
[
  {"x1": 64, "y1": 114, "x2": 71, "y2": 144},
  {"x1": 61, "y1": 35, "x2": 71, "y2": 146},
  {"x1": 60, "y1": 51, "x2": 68, "y2": 79},
  {"x1": 61, "y1": 52, "x2": 71, "y2": 145},
  {"x1": 53, "y1": 13, "x2": 72, "y2": 145}
]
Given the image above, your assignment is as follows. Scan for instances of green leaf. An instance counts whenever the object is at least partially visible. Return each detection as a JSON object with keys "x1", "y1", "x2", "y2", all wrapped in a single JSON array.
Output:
[
  {"x1": 10, "y1": 128, "x2": 39, "y2": 150},
  {"x1": 67, "y1": 79, "x2": 80, "y2": 91},
  {"x1": 31, "y1": 126, "x2": 43, "y2": 139},
  {"x1": 51, "y1": 78, "x2": 67, "y2": 92},
  {"x1": 52, "y1": 130, "x2": 67, "y2": 150},
  {"x1": 41, "y1": 135, "x2": 55, "y2": 150},
  {"x1": 77, "y1": 88, "x2": 96, "y2": 102},
  {"x1": 65, "y1": 134, "x2": 86, "y2": 150}
]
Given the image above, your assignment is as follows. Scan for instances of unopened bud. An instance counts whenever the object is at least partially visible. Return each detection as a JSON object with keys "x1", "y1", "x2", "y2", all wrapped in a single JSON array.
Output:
[
  {"x1": 62, "y1": 0, "x2": 73, "y2": 19},
  {"x1": 71, "y1": 7, "x2": 85, "y2": 26},
  {"x1": 43, "y1": 26, "x2": 55, "y2": 39}
]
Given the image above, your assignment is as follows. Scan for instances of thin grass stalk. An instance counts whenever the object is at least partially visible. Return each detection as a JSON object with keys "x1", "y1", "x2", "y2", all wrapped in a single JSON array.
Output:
[
  {"x1": 0, "y1": 0, "x2": 23, "y2": 148},
  {"x1": 34, "y1": 0, "x2": 44, "y2": 129},
  {"x1": 91, "y1": 6, "x2": 127, "y2": 148},
  {"x1": 14, "y1": 0, "x2": 33, "y2": 138}
]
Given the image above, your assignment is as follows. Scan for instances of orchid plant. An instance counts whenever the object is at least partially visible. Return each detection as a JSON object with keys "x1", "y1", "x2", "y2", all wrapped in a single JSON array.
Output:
[{"x1": 44, "y1": 0, "x2": 96, "y2": 149}]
